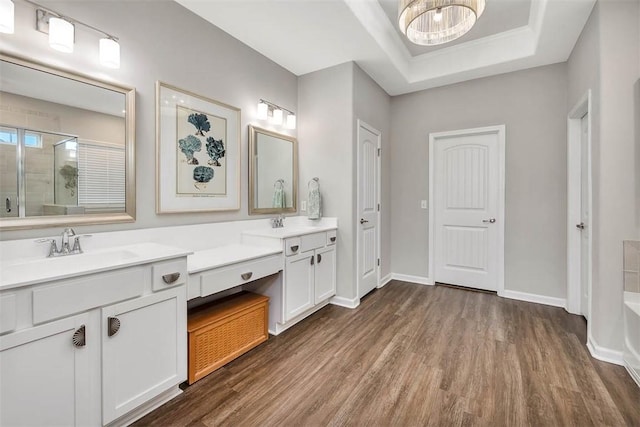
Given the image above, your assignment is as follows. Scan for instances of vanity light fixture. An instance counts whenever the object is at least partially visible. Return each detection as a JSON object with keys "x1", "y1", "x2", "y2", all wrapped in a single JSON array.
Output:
[
  {"x1": 256, "y1": 99, "x2": 296, "y2": 130},
  {"x1": 398, "y1": 0, "x2": 486, "y2": 46},
  {"x1": 0, "y1": 0, "x2": 15, "y2": 34},
  {"x1": 14, "y1": 0, "x2": 123, "y2": 67}
]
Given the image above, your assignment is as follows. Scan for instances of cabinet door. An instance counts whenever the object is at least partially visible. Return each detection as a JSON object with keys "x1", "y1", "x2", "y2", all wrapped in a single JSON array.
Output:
[
  {"x1": 102, "y1": 286, "x2": 187, "y2": 425},
  {"x1": 284, "y1": 252, "x2": 315, "y2": 321},
  {"x1": 314, "y1": 246, "x2": 336, "y2": 304},
  {"x1": 0, "y1": 313, "x2": 93, "y2": 427}
]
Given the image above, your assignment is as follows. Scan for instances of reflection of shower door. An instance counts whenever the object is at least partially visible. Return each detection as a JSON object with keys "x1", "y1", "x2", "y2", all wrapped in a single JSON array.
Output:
[{"x1": 0, "y1": 126, "x2": 18, "y2": 218}]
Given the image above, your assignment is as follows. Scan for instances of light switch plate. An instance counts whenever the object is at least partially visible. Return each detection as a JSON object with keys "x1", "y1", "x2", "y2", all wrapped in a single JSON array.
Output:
[
  {"x1": 421, "y1": 200, "x2": 427, "y2": 209},
  {"x1": 301, "y1": 201, "x2": 307, "y2": 211}
]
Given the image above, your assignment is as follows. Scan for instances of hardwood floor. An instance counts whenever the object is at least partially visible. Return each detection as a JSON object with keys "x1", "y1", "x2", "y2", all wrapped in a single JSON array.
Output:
[{"x1": 134, "y1": 281, "x2": 640, "y2": 426}]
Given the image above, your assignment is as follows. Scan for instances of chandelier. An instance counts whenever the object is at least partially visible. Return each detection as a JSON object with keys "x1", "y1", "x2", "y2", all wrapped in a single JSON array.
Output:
[{"x1": 398, "y1": 0, "x2": 486, "y2": 46}]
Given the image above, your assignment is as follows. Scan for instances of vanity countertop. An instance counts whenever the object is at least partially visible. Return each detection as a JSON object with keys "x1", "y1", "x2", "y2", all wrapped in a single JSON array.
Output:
[
  {"x1": 188, "y1": 244, "x2": 282, "y2": 274},
  {"x1": 0, "y1": 242, "x2": 192, "y2": 290},
  {"x1": 242, "y1": 224, "x2": 337, "y2": 239}
]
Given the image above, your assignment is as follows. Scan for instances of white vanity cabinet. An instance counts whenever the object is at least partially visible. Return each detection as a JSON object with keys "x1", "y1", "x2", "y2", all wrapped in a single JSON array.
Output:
[
  {"x1": 0, "y1": 313, "x2": 94, "y2": 427},
  {"x1": 0, "y1": 248, "x2": 189, "y2": 427}
]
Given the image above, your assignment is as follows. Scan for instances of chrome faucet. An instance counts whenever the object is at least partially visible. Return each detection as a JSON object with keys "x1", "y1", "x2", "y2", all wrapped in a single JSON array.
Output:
[
  {"x1": 35, "y1": 228, "x2": 92, "y2": 257},
  {"x1": 270, "y1": 214, "x2": 285, "y2": 228}
]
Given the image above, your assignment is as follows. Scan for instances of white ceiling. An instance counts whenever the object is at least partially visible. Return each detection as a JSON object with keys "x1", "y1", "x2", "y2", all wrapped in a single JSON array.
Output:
[{"x1": 176, "y1": 0, "x2": 596, "y2": 96}]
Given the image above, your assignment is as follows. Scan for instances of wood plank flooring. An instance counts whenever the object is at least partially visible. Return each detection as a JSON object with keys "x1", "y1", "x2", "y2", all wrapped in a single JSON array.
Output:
[{"x1": 134, "y1": 281, "x2": 640, "y2": 426}]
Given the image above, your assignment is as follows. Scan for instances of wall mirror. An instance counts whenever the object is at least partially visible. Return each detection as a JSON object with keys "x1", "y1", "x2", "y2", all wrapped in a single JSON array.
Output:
[
  {"x1": 248, "y1": 125, "x2": 297, "y2": 215},
  {"x1": 0, "y1": 54, "x2": 135, "y2": 230}
]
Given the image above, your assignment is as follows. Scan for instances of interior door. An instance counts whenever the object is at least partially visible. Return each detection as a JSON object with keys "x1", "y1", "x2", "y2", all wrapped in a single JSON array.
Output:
[
  {"x1": 579, "y1": 113, "x2": 590, "y2": 318},
  {"x1": 433, "y1": 131, "x2": 501, "y2": 291},
  {"x1": 357, "y1": 121, "x2": 380, "y2": 299}
]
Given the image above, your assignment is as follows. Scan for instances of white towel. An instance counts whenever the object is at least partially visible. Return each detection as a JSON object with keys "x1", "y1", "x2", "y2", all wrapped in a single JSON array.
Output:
[
  {"x1": 308, "y1": 186, "x2": 321, "y2": 220},
  {"x1": 272, "y1": 187, "x2": 285, "y2": 208}
]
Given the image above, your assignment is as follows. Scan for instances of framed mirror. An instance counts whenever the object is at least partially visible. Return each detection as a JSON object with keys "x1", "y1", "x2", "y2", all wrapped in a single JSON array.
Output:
[
  {"x1": 0, "y1": 54, "x2": 135, "y2": 230},
  {"x1": 248, "y1": 125, "x2": 297, "y2": 215}
]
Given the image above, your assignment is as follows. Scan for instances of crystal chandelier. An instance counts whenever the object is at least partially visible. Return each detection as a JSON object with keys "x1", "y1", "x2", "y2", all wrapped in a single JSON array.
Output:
[{"x1": 399, "y1": 0, "x2": 486, "y2": 46}]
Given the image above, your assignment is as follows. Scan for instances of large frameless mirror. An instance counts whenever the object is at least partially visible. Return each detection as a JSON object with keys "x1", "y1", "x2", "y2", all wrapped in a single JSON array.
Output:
[
  {"x1": 0, "y1": 54, "x2": 135, "y2": 230},
  {"x1": 248, "y1": 125, "x2": 297, "y2": 215}
]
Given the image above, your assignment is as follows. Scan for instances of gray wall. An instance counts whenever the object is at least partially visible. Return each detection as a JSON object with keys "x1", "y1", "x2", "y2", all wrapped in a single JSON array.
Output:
[
  {"x1": 298, "y1": 62, "x2": 356, "y2": 300},
  {"x1": 568, "y1": 0, "x2": 640, "y2": 351},
  {"x1": 0, "y1": 0, "x2": 298, "y2": 241},
  {"x1": 390, "y1": 63, "x2": 568, "y2": 299},
  {"x1": 353, "y1": 64, "x2": 392, "y2": 281}
]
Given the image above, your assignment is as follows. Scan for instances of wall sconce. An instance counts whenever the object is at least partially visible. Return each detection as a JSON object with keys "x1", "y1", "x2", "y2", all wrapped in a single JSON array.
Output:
[
  {"x1": 256, "y1": 99, "x2": 296, "y2": 130},
  {"x1": 2, "y1": 0, "x2": 123, "y2": 68},
  {"x1": 0, "y1": 0, "x2": 15, "y2": 34}
]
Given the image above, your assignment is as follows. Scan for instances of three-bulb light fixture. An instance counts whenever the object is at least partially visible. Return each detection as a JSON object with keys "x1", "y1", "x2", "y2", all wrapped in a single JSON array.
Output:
[
  {"x1": 257, "y1": 99, "x2": 296, "y2": 130},
  {"x1": 398, "y1": 0, "x2": 486, "y2": 46},
  {"x1": 0, "y1": 0, "x2": 121, "y2": 69}
]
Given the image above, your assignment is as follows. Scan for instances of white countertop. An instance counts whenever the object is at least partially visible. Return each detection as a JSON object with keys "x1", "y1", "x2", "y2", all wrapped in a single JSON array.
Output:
[
  {"x1": 242, "y1": 224, "x2": 337, "y2": 239},
  {"x1": 188, "y1": 244, "x2": 282, "y2": 274},
  {"x1": 0, "y1": 243, "x2": 192, "y2": 290}
]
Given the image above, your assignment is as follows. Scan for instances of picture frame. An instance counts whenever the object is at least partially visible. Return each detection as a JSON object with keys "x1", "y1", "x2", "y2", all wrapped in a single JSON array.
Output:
[{"x1": 156, "y1": 81, "x2": 240, "y2": 213}]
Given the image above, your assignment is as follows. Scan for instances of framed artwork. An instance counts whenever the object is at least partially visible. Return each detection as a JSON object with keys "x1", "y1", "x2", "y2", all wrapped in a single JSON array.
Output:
[{"x1": 156, "y1": 81, "x2": 240, "y2": 213}]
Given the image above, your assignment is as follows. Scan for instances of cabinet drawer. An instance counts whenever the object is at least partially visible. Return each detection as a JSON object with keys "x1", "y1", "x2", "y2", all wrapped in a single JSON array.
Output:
[
  {"x1": 0, "y1": 293, "x2": 17, "y2": 334},
  {"x1": 326, "y1": 230, "x2": 337, "y2": 246},
  {"x1": 285, "y1": 237, "x2": 301, "y2": 256},
  {"x1": 32, "y1": 267, "x2": 146, "y2": 324},
  {"x1": 200, "y1": 255, "x2": 282, "y2": 298},
  {"x1": 300, "y1": 232, "x2": 326, "y2": 252},
  {"x1": 152, "y1": 259, "x2": 187, "y2": 291}
]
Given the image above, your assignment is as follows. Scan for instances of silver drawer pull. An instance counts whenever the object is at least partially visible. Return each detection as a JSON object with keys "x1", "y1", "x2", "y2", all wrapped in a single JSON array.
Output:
[
  {"x1": 162, "y1": 272, "x2": 181, "y2": 284},
  {"x1": 330, "y1": 237, "x2": 336, "y2": 242},
  {"x1": 108, "y1": 317, "x2": 121, "y2": 337},
  {"x1": 290, "y1": 245, "x2": 299, "y2": 252},
  {"x1": 241, "y1": 272, "x2": 253, "y2": 281},
  {"x1": 72, "y1": 325, "x2": 86, "y2": 347}
]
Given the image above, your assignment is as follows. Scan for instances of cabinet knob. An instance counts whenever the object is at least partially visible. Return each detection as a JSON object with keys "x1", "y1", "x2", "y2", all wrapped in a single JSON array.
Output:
[
  {"x1": 162, "y1": 272, "x2": 181, "y2": 284},
  {"x1": 72, "y1": 325, "x2": 86, "y2": 347},
  {"x1": 108, "y1": 317, "x2": 121, "y2": 337},
  {"x1": 317, "y1": 254, "x2": 322, "y2": 264},
  {"x1": 290, "y1": 245, "x2": 299, "y2": 252},
  {"x1": 241, "y1": 272, "x2": 253, "y2": 281},
  {"x1": 330, "y1": 237, "x2": 336, "y2": 242}
]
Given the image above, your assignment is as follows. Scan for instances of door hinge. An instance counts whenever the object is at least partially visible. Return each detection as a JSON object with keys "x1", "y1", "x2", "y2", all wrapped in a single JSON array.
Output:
[
  {"x1": 377, "y1": 258, "x2": 380, "y2": 267},
  {"x1": 377, "y1": 148, "x2": 381, "y2": 157}
]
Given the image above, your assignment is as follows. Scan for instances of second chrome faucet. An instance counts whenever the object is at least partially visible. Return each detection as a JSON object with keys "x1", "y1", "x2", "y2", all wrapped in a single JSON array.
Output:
[{"x1": 36, "y1": 228, "x2": 92, "y2": 257}]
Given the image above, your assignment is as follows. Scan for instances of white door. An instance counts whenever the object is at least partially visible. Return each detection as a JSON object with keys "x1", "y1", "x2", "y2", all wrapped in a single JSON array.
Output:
[
  {"x1": 102, "y1": 287, "x2": 187, "y2": 425},
  {"x1": 579, "y1": 113, "x2": 590, "y2": 318},
  {"x1": 284, "y1": 251, "x2": 315, "y2": 321},
  {"x1": 314, "y1": 246, "x2": 336, "y2": 303},
  {"x1": 432, "y1": 127, "x2": 504, "y2": 292},
  {"x1": 357, "y1": 121, "x2": 380, "y2": 299},
  {"x1": 0, "y1": 314, "x2": 93, "y2": 427}
]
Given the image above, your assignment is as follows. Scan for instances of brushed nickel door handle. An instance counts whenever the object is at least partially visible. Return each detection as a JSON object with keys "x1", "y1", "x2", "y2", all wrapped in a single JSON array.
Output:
[
  {"x1": 72, "y1": 325, "x2": 86, "y2": 347},
  {"x1": 241, "y1": 272, "x2": 253, "y2": 280},
  {"x1": 162, "y1": 272, "x2": 181, "y2": 284},
  {"x1": 107, "y1": 317, "x2": 121, "y2": 337},
  {"x1": 576, "y1": 222, "x2": 585, "y2": 230},
  {"x1": 360, "y1": 218, "x2": 368, "y2": 224},
  {"x1": 482, "y1": 218, "x2": 496, "y2": 223}
]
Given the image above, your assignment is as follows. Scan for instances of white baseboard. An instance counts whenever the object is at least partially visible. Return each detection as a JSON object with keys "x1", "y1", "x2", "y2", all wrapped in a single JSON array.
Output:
[
  {"x1": 391, "y1": 273, "x2": 433, "y2": 286},
  {"x1": 625, "y1": 362, "x2": 640, "y2": 388},
  {"x1": 330, "y1": 295, "x2": 360, "y2": 309},
  {"x1": 109, "y1": 386, "x2": 182, "y2": 427},
  {"x1": 587, "y1": 335, "x2": 624, "y2": 366},
  {"x1": 378, "y1": 273, "x2": 392, "y2": 288},
  {"x1": 500, "y1": 290, "x2": 566, "y2": 309}
]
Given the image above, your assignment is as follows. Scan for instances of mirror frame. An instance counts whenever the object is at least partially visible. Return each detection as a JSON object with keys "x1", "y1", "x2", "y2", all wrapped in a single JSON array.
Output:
[
  {"x1": 248, "y1": 125, "x2": 298, "y2": 215},
  {"x1": 0, "y1": 53, "x2": 136, "y2": 230}
]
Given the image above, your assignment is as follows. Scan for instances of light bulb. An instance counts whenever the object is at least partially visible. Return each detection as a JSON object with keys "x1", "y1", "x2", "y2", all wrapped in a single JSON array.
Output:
[
  {"x1": 100, "y1": 38, "x2": 120, "y2": 69},
  {"x1": 49, "y1": 17, "x2": 74, "y2": 53},
  {"x1": 272, "y1": 108, "x2": 283, "y2": 125},
  {"x1": 257, "y1": 102, "x2": 268, "y2": 120},
  {"x1": 433, "y1": 8, "x2": 443, "y2": 22},
  {"x1": 0, "y1": 0, "x2": 14, "y2": 34},
  {"x1": 286, "y1": 113, "x2": 296, "y2": 130}
]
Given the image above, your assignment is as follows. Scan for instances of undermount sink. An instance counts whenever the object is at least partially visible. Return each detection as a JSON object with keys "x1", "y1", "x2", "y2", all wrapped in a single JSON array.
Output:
[{"x1": 0, "y1": 243, "x2": 191, "y2": 290}]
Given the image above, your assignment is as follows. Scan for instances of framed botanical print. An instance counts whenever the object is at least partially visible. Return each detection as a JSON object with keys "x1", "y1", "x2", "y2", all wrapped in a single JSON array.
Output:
[{"x1": 156, "y1": 81, "x2": 240, "y2": 213}]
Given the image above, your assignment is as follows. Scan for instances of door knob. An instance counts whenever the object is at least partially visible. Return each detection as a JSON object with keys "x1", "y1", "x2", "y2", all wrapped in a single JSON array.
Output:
[
  {"x1": 360, "y1": 218, "x2": 369, "y2": 224},
  {"x1": 576, "y1": 222, "x2": 585, "y2": 230},
  {"x1": 482, "y1": 218, "x2": 496, "y2": 223}
]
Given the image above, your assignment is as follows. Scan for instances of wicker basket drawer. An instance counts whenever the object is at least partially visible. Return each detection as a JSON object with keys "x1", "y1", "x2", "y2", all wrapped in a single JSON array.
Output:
[{"x1": 187, "y1": 292, "x2": 269, "y2": 384}]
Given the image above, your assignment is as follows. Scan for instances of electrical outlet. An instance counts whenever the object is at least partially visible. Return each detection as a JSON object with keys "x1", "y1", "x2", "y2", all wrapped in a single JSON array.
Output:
[
  {"x1": 301, "y1": 201, "x2": 307, "y2": 211},
  {"x1": 421, "y1": 200, "x2": 427, "y2": 209}
]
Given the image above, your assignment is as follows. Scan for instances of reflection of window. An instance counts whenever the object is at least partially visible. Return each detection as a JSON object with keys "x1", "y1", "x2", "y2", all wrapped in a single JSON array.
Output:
[
  {"x1": 0, "y1": 127, "x2": 42, "y2": 148},
  {"x1": 77, "y1": 142, "x2": 125, "y2": 207}
]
